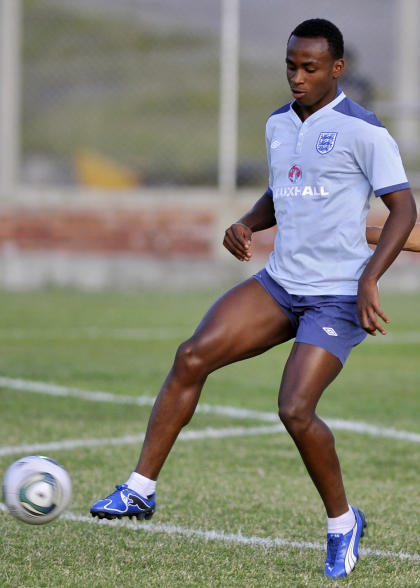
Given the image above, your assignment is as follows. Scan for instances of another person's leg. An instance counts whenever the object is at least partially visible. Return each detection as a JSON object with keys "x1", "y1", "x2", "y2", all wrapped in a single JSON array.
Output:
[{"x1": 91, "y1": 277, "x2": 295, "y2": 517}]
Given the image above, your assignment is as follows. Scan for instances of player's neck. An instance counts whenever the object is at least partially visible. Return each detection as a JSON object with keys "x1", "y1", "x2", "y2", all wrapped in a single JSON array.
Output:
[{"x1": 293, "y1": 84, "x2": 339, "y2": 122}]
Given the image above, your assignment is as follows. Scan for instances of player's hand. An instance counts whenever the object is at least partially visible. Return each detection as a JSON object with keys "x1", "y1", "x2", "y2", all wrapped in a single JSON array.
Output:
[
  {"x1": 223, "y1": 222, "x2": 253, "y2": 261},
  {"x1": 357, "y1": 276, "x2": 390, "y2": 336}
]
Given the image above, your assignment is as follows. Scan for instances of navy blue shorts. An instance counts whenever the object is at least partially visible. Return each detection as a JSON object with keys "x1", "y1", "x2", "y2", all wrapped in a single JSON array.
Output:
[{"x1": 253, "y1": 269, "x2": 366, "y2": 365}]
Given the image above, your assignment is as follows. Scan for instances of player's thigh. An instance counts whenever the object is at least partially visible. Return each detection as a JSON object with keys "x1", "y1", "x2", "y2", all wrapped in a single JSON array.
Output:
[
  {"x1": 278, "y1": 342, "x2": 342, "y2": 416},
  {"x1": 188, "y1": 277, "x2": 295, "y2": 371}
]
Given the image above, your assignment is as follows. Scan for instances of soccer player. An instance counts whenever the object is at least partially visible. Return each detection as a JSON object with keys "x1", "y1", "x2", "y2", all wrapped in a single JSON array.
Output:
[{"x1": 91, "y1": 19, "x2": 417, "y2": 579}]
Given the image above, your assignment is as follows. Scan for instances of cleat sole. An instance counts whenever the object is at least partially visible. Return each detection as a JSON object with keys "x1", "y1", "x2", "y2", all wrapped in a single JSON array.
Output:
[{"x1": 90, "y1": 509, "x2": 155, "y2": 521}]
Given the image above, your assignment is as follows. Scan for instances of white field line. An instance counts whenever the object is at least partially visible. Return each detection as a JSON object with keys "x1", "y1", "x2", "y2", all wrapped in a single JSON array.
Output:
[
  {"x1": 0, "y1": 504, "x2": 418, "y2": 563},
  {"x1": 0, "y1": 326, "x2": 420, "y2": 343},
  {"x1": 0, "y1": 424, "x2": 286, "y2": 457},
  {"x1": 1, "y1": 376, "x2": 420, "y2": 444}
]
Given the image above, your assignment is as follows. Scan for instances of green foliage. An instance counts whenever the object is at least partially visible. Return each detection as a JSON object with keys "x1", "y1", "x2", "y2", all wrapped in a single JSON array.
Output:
[{"x1": 0, "y1": 288, "x2": 419, "y2": 586}]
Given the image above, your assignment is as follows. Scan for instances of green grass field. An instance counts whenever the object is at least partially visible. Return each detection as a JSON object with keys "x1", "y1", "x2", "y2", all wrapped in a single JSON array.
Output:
[{"x1": 0, "y1": 288, "x2": 419, "y2": 587}]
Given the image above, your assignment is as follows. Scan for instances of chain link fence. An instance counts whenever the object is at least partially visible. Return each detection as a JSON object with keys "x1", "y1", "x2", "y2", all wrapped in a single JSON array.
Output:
[{"x1": 19, "y1": 0, "x2": 420, "y2": 191}]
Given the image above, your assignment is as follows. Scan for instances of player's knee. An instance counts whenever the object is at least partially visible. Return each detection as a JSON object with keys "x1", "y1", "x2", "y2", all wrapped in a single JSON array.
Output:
[
  {"x1": 174, "y1": 338, "x2": 208, "y2": 379},
  {"x1": 278, "y1": 399, "x2": 312, "y2": 433}
]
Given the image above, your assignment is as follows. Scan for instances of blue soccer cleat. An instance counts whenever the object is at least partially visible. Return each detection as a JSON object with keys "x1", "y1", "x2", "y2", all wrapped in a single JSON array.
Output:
[
  {"x1": 90, "y1": 484, "x2": 156, "y2": 521},
  {"x1": 324, "y1": 506, "x2": 367, "y2": 578}
]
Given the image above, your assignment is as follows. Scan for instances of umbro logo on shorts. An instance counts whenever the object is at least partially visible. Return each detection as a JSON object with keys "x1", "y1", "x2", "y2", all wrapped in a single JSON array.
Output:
[{"x1": 323, "y1": 327, "x2": 338, "y2": 336}]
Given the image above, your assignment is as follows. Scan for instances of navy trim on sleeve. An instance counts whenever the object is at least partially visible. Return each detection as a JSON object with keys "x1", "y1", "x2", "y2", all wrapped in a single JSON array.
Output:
[
  {"x1": 374, "y1": 182, "x2": 411, "y2": 197},
  {"x1": 266, "y1": 187, "x2": 273, "y2": 197}
]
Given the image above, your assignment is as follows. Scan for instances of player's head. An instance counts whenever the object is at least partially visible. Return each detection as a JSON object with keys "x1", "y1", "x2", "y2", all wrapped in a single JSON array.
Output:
[
  {"x1": 289, "y1": 19, "x2": 344, "y2": 61},
  {"x1": 286, "y1": 19, "x2": 345, "y2": 112}
]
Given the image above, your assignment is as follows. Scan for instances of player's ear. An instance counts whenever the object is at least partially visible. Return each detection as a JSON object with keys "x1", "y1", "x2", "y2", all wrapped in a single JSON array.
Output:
[{"x1": 332, "y1": 58, "x2": 345, "y2": 79}]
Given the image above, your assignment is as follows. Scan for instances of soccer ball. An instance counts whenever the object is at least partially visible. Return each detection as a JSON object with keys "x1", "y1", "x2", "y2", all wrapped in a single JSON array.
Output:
[{"x1": 2, "y1": 455, "x2": 72, "y2": 525}]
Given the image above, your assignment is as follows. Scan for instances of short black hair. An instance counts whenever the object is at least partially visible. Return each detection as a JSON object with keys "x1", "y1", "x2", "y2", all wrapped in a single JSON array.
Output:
[{"x1": 289, "y1": 19, "x2": 344, "y2": 60}]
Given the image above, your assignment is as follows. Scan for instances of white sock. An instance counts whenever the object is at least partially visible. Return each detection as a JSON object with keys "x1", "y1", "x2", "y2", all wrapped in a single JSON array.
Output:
[
  {"x1": 327, "y1": 505, "x2": 356, "y2": 535},
  {"x1": 126, "y1": 472, "x2": 156, "y2": 497}
]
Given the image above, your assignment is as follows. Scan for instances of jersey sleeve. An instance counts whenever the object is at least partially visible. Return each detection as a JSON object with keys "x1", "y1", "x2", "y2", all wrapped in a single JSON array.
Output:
[{"x1": 354, "y1": 126, "x2": 410, "y2": 197}]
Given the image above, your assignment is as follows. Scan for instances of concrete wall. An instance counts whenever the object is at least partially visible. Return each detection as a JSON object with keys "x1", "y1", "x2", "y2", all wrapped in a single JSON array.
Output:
[{"x1": 0, "y1": 188, "x2": 419, "y2": 291}]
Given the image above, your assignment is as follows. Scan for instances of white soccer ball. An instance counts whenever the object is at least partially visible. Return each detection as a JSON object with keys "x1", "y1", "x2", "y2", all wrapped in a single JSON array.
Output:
[{"x1": 2, "y1": 455, "x2": 72, "y2": 525}]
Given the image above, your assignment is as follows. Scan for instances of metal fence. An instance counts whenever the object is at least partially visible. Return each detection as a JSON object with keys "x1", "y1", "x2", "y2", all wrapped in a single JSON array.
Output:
[{"x1": 1, "y1": 0, "x2": 419, "y2": 194}]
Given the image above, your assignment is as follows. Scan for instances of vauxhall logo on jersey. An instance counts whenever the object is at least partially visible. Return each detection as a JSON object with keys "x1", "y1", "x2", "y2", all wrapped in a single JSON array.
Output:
[
  {"x1": 275, "y1": 185, "x2": 329, "y2": 197},
  {"x1": 278, "y1": 165, "x2": 329, "y2": 197},
  {"x1": 316, "y1": 132, "x2": 338, "y2": 154},
  {"x1": 288, "y1": 165, "x2": 302, "y2": 183}
]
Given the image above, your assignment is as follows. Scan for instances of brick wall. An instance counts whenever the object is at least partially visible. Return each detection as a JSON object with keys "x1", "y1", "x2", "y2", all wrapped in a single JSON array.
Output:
[
  {"x1": 0, "y1": 188, "x2": 418, "y2": 290},
  {"x1": 0, "y1": 208, "x2": 216, "y2": 256}
]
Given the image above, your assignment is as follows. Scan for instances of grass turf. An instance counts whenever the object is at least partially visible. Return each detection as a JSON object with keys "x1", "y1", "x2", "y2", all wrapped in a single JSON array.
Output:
[{"x1": 0, "y1": 288, "x2": 419, "y2": 587}]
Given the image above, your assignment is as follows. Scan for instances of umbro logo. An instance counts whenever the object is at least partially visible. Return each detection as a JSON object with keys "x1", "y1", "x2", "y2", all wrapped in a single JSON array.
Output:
[
  {"x1": 271, "y1": 139, "x2": 281, "y2": 149},
  {"x1": 323, "y1": 327, "x2": 338, "y2": 337}
]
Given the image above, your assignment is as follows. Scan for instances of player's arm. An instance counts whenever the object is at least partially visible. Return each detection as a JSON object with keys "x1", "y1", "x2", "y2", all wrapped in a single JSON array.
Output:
[
  {"x1": 358, "y1": 188, "x2": 417, "y2": 335},
  {"x1": 366, "y1": 222, "x2": 420, "y2": 252},
  {"x1": 223, "y1": 189, "x2": 276, "y2": 261}
]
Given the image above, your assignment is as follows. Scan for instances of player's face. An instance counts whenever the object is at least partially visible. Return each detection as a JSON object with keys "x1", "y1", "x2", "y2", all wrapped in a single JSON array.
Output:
[{"x1": 286, "y1": 36, "x2": 344, "y2": 118}]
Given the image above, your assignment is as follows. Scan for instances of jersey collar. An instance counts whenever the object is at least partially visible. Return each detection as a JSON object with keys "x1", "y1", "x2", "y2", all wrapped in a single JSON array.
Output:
[{"x1": 289, "y1": 89, "x2": 346, "y2": 126}]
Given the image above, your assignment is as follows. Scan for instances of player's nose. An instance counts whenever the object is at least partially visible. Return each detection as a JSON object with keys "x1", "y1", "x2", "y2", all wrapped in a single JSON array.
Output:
[{"x1": 290, "y1": 69, "x2": 305, "y2": 86}]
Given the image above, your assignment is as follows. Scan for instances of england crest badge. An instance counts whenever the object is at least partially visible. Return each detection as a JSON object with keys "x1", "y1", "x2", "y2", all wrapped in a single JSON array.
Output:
[{"x1": 316, "y1": 132, "x2": 338, "y2": 154}]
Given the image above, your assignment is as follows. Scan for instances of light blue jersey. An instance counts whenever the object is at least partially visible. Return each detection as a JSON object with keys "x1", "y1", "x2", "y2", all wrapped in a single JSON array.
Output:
[{"x1": 265, "y1": 91, "x2": 410, "y2": 295}]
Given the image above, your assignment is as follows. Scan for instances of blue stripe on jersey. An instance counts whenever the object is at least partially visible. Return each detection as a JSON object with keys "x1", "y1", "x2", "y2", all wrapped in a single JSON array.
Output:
[
  {"x1": 268, "y1": 103, "x2": 291, "y2": 119},
  {"x1": 374, "y1": 182, "x2": 411, "y2": 197},
  {"x1": 333, "y1": 97, "x2": 384, "y2": 127}
]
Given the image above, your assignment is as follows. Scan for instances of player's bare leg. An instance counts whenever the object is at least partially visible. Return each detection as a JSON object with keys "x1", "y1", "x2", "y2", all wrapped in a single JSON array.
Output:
[
  {"x1": 277, "y1": 342, "x2": 347, "y2": 517},
  {"x1": 90, "y1": 277, "x2": 295, "y2": 520},
  {"x1": 278, "y1": 343, "x2": 369, "y2": 577},
  {"x1": 136, "y1": 278, "x2": 295, "y2": 479}
]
